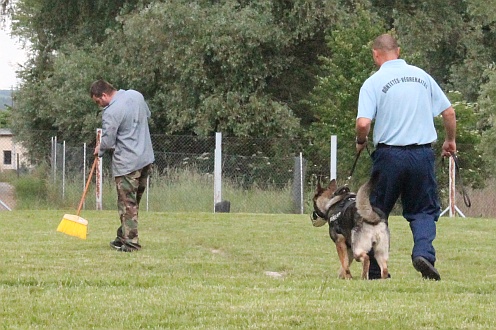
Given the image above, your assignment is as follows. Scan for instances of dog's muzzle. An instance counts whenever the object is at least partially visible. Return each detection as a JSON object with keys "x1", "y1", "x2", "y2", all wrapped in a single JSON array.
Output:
[{"x1": 310, "y1": 211, "x2": 327, "y2": 227}]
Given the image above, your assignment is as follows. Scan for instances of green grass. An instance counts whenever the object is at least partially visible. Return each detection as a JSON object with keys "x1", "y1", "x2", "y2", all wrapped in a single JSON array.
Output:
[{"x1": 1, "y1": 211, "x2": 496, "y2": 329}]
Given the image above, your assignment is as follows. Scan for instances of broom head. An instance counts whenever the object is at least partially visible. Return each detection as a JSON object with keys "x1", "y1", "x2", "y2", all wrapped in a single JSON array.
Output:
[{"x1": 57, "y1": 214, "x2": 88, "y2": 239}]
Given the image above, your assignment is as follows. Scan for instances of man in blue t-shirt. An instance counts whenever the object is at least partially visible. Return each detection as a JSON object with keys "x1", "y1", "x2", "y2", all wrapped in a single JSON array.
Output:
[{"x1": 355, "y1": 34, "x2": 456, "y2": 280}]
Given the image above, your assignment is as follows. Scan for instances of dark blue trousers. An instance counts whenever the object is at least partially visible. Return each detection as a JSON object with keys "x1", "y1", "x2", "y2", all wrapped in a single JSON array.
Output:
[{"x1": 368, "y1": 146, "x2": 440, "y2": 277}]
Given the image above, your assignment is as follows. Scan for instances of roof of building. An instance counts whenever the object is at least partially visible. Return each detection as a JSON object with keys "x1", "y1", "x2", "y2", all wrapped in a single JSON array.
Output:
[{"x1": 0, "y1": 128, "x2": 13, "y2": 136}]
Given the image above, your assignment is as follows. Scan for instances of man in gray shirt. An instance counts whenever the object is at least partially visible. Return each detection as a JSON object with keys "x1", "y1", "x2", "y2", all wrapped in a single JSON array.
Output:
[{"x1": 90, "y1": 79, "x2": 155, "y2": 252}]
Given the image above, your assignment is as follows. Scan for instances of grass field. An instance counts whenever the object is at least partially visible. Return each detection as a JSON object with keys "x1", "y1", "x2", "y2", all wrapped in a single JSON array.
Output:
[{"x1": 1, "y1": 210, "x2": 496, "y2": 329}]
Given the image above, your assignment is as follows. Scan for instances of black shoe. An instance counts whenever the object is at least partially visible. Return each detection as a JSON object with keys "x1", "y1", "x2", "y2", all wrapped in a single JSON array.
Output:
[
  {"x1": 369, "y1": 273, "x2": 391, "y2": 280},
  {"x1": 118, "y1": 244, "x2": 138, "y2": 252},
  {"x1": 109, "y1": 240, "x2": 123, "y2": 250},
  {"x1": 413, "y1": 256, "x2": 441, "y2": 281}
]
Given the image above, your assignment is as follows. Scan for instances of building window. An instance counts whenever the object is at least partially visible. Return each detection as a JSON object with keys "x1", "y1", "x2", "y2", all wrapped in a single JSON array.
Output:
[{"x1": 3, "y1": 150, "x2": 12, "y2": 165}]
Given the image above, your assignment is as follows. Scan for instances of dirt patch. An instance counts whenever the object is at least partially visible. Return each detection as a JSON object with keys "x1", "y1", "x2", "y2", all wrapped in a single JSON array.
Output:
[{"x1": 0, "y1": 182, "x2": 15, "y2": 211}]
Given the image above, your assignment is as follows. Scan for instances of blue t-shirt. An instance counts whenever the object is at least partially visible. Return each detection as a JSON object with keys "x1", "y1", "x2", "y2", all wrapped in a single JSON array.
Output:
[{"x1": 357, "y1": 59, "x2": 451, "y2": 146}]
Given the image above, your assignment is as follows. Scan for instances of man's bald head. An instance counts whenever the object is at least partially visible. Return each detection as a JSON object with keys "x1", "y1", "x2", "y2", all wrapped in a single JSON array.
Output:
[{"x1": 371, "y1": 34, "x2": 400, "y2": 67}]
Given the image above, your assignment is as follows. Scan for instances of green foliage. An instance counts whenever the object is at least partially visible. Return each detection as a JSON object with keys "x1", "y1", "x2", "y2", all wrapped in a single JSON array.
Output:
[
  {"x1": 6, "y1": 0, "x2": 496, "y2": 187},
  {"x1": 434, "y1": 91, "x2": 487, "y2": 192},
  {"x1": 0, "y1": 108, "x2": 11, "y2": 127},
  {"x1": 375, "y1": 0, "x2": 495, "y2": 101},
  {"x1": 10, "y1": 42, "x2": 111, "y2": 159},
  {"x1": 304, "y1": 5, "x2": 386, "y2": 181},
  {"x1": 12, "y1": 166, "x2": 48, "y2": 208},
  {"x1": 10, "y1": 0, "x2": 340, "y2": 151},
  {"x1": 11, "y1": 0, "x2": 141, "y2": 48},
  {"x1": 0, "y1": 90, "x2": 13, "y2": 111},
  {"x1": 477, "y1": 66, "x2": 496, "y2": 175},
  {"x1": 103, "y1": 0, "x2": 331, "y2": 137}
]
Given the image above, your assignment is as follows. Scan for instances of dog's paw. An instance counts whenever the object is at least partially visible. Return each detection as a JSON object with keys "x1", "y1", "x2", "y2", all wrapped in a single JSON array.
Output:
[{"x1": 338, "y1": 269, "x2": 353, "y2": 280}]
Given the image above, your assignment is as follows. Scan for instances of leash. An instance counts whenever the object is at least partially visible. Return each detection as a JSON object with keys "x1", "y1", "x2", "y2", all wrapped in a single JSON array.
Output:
[
  {"x1": 348, "y1": 145, "x2": 371, "y2": 180},
  {"x1": 443, "y1": 152, "x2": 471, "y2": 208}
]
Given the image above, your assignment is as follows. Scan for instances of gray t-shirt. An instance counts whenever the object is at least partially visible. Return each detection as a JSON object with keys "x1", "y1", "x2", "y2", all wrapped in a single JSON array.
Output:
[{"x1": 99, "y1": 89, "x2": 155, "y2": 177}]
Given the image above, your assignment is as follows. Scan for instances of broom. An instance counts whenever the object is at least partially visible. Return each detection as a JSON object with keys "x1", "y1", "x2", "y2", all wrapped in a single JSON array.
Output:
[{"x1": 57, "y1": 157, "x2": 97, "y2": 239}]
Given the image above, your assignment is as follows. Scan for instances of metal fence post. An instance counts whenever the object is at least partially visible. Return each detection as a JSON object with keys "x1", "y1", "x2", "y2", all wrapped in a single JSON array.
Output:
[
  {"x1": 214, "y1": 132, "x2": 222, "y2": 212},
  {"x1": 146, "y1": 175, "x2": 150, "y2": 212},
  {"x1": 293, "y1": 153, "x2": 306, "y2": 214},
  {"x1": 52, "y1": 136, "x2": 57, "y2": 183},
  {"x1": 96, "y1": 128, "x2": 103, "y2": 210},
  {"x1": 62, "y1": 140, "x2": 66, "y2": 200},
  {"x1": 330, "y1": 135, "x2": 337, "y2": 180},
  {"x1": 299, "y1": 152, "x2": 304, "y2": 214},
  {"x1": 83, "y1": 143, "x2": 87, "y2": 210}
]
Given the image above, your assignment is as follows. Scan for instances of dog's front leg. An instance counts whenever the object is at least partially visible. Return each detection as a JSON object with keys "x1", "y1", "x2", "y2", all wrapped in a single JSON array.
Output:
[{"x1": 335, "y1": 235, "x2": 352, "y2": 279}]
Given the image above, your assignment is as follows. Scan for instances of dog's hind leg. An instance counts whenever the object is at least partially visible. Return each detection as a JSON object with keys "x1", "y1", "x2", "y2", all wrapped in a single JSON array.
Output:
[
  {"x1": 335, "y1": 236, "x2": 352, "y2": 279},
  {"x1": 374, "y1": 248, "x2": 389, "y2": 279},
  {"x1": 355, "y1": 251, "x2": 370, "y2": 280},
  {"x1": 352, "y1": 230, "x2": 372, "y2": 279},
  {"x1": 375, "y1": 257, "x2": 389, "y2": 279}
]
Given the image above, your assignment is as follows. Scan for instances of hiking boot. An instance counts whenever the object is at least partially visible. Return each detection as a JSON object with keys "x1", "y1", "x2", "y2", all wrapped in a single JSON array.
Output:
[
  {"x1": 109, "y1": 240, "x2": 123, "y2": 250},
  {"x1": 413, "y1": 256, "x2": 441, "y2": 281}
]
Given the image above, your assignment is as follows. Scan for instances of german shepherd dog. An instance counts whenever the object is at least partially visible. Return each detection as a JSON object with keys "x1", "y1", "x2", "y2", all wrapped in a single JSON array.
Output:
[{"x1": 312, "y1": 177, "x2": 389, "y2": 279}]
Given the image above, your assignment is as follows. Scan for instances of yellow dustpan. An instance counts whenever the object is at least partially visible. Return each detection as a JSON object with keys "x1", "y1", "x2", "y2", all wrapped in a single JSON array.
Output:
[{"x1": 57, "y1": 158, "x2": 97, "y2": 239}]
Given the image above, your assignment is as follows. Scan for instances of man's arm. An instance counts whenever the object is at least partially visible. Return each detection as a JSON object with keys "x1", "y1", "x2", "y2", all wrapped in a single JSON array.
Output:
[
  {"x1": 441, "y1": 106, "x2": 456, "y2": 157},
  {"x1": 355, "y1": 117, "x2": 372, "y2": 152},
  {"x1": 94, "y1": 111, "x2": 118, "y2": 157}
]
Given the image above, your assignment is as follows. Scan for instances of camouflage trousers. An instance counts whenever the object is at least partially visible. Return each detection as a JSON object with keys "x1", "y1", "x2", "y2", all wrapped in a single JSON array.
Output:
[{"x1": 114, "y1": 164, "x2": 152, "y2": 250}]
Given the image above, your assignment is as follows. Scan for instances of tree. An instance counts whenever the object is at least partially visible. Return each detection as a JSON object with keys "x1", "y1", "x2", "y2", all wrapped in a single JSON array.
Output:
[
  {"x1": 304, "y1": 5, "x2": 386, "y2": 183},
  {"x1": 434, "y1": 91, "x2": 488, "y2": 192},
  {"x1": 476, "y1": 66, "x2": 496, "y2": 175},
  {"x1": 0, "y1": 109, "x2": 11, "y2": 127},
  {"x1": 10, "y1": 0, "x2": 342, "y2": 160},
  {"x1": 370, "y1": 0, "x2": 495, "y2": 102},
  {"x1": 307, "y1": 2, "x2": 488, "y2": 193}
]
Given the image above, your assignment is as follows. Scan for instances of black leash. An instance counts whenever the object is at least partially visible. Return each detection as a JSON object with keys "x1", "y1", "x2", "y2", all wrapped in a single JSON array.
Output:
[
  {"x1": 443, "y1": 152, "x2": 471, "y2": 208},
  {"x1": 348, "y1": 145, "x2": 371, "y2": 180}
]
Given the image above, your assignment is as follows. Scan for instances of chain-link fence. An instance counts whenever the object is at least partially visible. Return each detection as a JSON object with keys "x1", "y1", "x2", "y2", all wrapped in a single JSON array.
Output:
[
  {"x1": 1, "y1": 130, "x2": 495, "y2": 218},
  {"x1": 49, "y1": 133, "x2": 308, "y2": 214}
]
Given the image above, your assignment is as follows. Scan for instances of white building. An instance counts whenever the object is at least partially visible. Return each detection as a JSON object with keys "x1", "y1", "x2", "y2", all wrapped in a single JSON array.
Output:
[{"x1": 0, "y1": 128, "x2": 29, "y2": 171}]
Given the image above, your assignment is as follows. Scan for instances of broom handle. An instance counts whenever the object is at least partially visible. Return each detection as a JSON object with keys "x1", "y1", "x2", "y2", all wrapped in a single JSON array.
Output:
[{"x1": 76, "y1": 157, "x2": 97, "y2": 216}]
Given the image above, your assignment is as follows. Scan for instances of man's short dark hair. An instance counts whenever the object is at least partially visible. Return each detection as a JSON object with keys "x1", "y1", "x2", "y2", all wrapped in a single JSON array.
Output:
[
  {"x1": 372, "y1": 34, "x2": 399, "y2": 52},
  {"x1": 90, "y1": 79, "x2": 116, "y2": 98}
]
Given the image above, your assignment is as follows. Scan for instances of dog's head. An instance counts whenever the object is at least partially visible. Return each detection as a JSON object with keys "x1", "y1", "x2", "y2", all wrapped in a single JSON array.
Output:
[{"x1": 311, "y1": 180, "x2": 351, "y2": 227}]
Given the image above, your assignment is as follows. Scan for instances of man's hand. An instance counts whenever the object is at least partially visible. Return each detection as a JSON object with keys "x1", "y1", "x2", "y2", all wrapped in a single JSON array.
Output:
[
  {"x1": 93, "y1": 146, "x2": 100, "y2": 157},
  {"x1": 355, "y1": 137, "x2": 367, "y2": 153},
  {"x1": 441, "y1": 140, "x2": 456, "y2": 158}
]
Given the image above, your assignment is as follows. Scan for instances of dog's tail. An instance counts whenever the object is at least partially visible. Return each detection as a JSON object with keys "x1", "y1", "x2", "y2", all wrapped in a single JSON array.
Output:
[{"x1": 356, "y1": 172, "x2": 383, "y2": 224}]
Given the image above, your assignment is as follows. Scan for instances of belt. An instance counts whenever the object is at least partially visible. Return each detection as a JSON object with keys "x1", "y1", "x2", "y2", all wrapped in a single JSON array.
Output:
[{"x1": 376, "y1": 143, "x2": 432, "y2": 149}]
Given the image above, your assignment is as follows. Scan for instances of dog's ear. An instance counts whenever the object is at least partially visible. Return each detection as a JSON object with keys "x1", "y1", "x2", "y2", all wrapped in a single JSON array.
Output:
[
  {"x1": 316, "y1": 181, "x2": 322, "y2": 190},
  {"x1": 328, "y1": 179, "x2": 337, "y2": 190}
]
